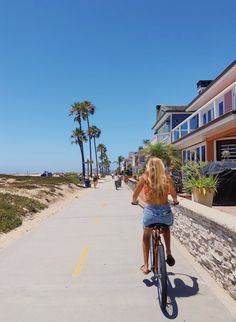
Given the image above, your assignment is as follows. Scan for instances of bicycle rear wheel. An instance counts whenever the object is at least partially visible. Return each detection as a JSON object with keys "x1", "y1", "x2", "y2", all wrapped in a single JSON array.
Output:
[
  {"x1": 157, "y1": 244, "x2": 167, "y2": 309},
  {"x1": 150, "y1": 235, "x2": 155, "y2": 272}
]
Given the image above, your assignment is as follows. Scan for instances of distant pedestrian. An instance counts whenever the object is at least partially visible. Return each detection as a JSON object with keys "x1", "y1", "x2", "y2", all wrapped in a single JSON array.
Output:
[
  {"x1": 93, "y1": 174, "x2": 98, "y2": 188},
  {"x1": 114, "y1": 173, "x2": 119, "y2": 190},
  {"x1": 118, "y1": 174, "x2": 122, "y2": 188}
]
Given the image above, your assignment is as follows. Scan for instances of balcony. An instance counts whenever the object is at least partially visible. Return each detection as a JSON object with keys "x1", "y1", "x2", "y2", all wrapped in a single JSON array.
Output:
[
  {"x1": 171, "y1": 83, "x2": 236, "y2": 144},
  {"x1": 151, "y1": 133, "x2": 171, "y2": 144}
]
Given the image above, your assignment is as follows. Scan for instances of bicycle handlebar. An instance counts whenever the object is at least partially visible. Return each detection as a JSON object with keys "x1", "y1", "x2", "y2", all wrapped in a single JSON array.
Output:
[{"x1": 131, "y1": 201, "x2": 179, "y2": 206}]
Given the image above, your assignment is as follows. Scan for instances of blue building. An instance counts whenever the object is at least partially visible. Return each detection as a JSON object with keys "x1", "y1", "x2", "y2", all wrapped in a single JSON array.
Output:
[{"x1": 151, "y1": 105, "x2": 191, "y2": 144}]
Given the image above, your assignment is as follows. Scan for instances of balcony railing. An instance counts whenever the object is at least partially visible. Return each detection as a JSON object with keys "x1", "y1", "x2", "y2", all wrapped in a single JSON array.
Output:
[
  {"x1": 151, "y1": 133, "x2": 171, "y2": 144},
  {"x1": 171, "y1": 82, "x2": 236, "y2": 143}
]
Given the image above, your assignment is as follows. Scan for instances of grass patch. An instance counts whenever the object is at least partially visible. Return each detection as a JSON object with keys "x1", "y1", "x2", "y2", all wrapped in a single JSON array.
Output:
[
  {"x1": 0, "y1": 193, "x2": 47, "y2": 233},
  {"x1": 0, "y1": 174, "x2": 82, "y2": 187}
]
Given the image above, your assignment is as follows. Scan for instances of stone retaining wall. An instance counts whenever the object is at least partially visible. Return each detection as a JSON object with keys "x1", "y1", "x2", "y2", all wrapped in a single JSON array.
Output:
[{"x1": 128, "y1": 178, "x2": 236, "y2": 300}]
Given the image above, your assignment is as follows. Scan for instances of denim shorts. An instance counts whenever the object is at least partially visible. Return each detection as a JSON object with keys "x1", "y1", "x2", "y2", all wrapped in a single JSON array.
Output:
[{"x1": 143, "y1": 204, "x2": 173, "y2": 228}]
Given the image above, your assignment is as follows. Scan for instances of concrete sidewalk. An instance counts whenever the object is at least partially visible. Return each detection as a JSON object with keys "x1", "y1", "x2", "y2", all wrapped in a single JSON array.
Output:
[{"x1": 0, "y1": 177, "x2": 235, "y2": 322}]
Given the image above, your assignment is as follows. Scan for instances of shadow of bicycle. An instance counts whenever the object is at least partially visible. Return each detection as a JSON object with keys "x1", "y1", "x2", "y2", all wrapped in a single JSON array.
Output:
[{"x1": 143, "y1": 272, "x2": 199, "y2": 319}]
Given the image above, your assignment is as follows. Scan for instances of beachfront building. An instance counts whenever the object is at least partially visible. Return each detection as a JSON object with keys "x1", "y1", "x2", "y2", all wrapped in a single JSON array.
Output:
[
  {"x1": 151, "y1": 105, "x2": 191, "y2": 144},
  {"x1": 127, "y1": 148, "x2": 147, "y2": 175},
  {"x1": 170, "y1": 60, "x2": 236, "y2": 162}
]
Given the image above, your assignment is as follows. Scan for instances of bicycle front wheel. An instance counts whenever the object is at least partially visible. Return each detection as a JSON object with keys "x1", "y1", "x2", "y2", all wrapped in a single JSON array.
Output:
[{"x1": 157, "y1": 244, "x2": 167, "y2": 309}]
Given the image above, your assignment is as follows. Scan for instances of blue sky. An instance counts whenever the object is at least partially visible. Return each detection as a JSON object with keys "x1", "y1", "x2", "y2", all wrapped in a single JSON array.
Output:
[{"x1": 0, "y1": 0, "x2": 235, "y2": 173}]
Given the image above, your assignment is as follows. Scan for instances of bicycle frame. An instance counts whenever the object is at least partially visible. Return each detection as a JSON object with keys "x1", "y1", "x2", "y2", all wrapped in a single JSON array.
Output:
[
  {"x1": 150, "y1": 227, "x2": 162, "y2": 276},
  {"x1": 150, "y1": 225, "x2": 168, "y2": 309}
]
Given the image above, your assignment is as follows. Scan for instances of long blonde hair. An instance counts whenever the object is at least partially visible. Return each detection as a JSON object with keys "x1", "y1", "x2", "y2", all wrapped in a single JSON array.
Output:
[{"x1": 145, "y1": 157, "x2": 168, "y2": 197}]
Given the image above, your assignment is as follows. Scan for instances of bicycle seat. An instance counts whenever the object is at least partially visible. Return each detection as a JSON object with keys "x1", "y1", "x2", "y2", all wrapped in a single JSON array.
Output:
[{"x1": 147, "y1": 223, "x2": 169, "y2": 229}]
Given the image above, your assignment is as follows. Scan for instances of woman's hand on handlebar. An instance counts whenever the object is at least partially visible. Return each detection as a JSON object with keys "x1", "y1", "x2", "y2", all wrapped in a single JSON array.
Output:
[{"x1": 172, "y1": 200, "x2": 179, "y2": 206}]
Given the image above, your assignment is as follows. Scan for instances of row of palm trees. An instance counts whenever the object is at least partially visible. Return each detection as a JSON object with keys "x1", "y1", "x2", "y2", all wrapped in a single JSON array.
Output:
[{"x1": 69, "y1": 101, "x2": 110, "y2": 177}]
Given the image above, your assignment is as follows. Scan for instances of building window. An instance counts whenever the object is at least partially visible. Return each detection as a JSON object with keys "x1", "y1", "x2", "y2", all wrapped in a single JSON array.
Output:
[
  {"x1": 207, "y1": 110, "x2": 212, "y2": 122},
  {"x1": 191, "y1": 151, "x2": 195, "y2": 161},
  {"x1": 219, "y1": 101, "x2": 224, "y2": 116},
  {"x1": 183, "y1": 150, "x2": 186, "y2": 162},
  {"x1": 173, "y1": 130, "x2": 179, "y2": 141},
  {"x1": 216, "y1": 139, "x2": 236, "y2": 161},
  {"x1": 187, "y1": 151, "x2": 191, "y2": 160},
  {"x1": 181, "y1": 122, "x2": 188, "y2": 137},
  {"x1": 196, "y1": 147, "x2": 200, "y2": 161},
  {"x1": 202, "y1": 113, "x2": 207, "y2": 125},
  {"x1": 190, "y1": 115, "x2": 199, "y2": 132},
  {"x1": 201, "y1": 145, "x2": 206, "y2": 161}
]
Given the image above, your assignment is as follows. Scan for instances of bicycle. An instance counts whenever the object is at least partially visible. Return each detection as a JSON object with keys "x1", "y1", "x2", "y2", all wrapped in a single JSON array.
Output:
[
  {"x1": 131, "y1": 200, "x2": 179, "y2": 310},
  {"x1": 148, "y1": 222, "x2": 169, "y2": 309}
]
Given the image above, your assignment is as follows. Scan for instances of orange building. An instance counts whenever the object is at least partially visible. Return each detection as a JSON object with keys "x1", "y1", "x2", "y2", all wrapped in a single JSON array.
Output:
[{"x1": 171, "y1": 60, "x2": 236, "y2": 162}]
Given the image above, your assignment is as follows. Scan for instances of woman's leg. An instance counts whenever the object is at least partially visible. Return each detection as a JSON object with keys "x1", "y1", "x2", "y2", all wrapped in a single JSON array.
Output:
[
  {"x1": 142, "y1": 228, "x2": 152, "y2": 272},
  {"x1": 162, "y1": 227, "x2": 175, "y2": 266},
  {"x1": 162, "y1": 227, "x2": 171, "y2": 255}
]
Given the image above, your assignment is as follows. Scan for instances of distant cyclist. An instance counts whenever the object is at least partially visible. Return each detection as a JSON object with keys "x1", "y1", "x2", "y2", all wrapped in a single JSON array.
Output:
[
  {"x1": 132, "y1": 157, "x2": 178, "y2": 274},
  {"x1": 114, "y1": 173, "x2": 119, "y2": 190}
]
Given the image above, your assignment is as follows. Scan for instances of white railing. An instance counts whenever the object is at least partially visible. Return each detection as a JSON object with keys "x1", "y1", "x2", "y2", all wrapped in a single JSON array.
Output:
[
  {"x1": 171, "y1": 82, "x2": 236, "y2": 143},
  {"x1": 151, "y1": 133, "x2": 171, "y2": 144}
]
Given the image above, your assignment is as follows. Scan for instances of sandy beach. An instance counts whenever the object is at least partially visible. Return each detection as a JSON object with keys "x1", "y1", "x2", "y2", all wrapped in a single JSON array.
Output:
[{"x1": 0, "y1": 184, "x2": 90, "y2": 249}]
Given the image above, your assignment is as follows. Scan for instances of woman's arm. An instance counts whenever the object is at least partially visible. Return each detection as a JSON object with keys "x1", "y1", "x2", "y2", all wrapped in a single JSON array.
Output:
[
  {"x1": 167, "y1": 175, "x2": 178, "y2": 203},
  {"x1": 132, "y1": 177, "x2": 145, "y2": 203}
]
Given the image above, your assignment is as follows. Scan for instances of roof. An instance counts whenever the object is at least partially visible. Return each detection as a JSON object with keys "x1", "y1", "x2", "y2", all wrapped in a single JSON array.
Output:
[
  {"x1": 152, "y1": 105, "x2": 187, "y2": 130},
  {"x1": 186, "y1": 60, "x2": 236, "y2": 111},
  {"x1": 156, "y1": 105, "x2": 186, "y2": 112}
]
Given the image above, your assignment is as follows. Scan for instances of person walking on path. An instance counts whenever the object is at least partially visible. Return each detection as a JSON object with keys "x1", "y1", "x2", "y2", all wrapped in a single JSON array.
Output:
[
  {"x1": 118, "y1": 174, "x2": 122, "y2": 188},
  {"x1": 114, "y1": 173, "x2": 119, "y2": 190},
  {"x1": 132, "y1": 157, "x2": 179, "y2": 274},
  {"x1": 92, "y1": 173, "x2": 98, "y2": 188}
]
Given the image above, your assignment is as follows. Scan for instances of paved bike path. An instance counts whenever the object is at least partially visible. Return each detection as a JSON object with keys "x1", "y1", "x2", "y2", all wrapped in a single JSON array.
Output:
[{"x1": 0, "y1": 178, "x2": 234, "y2": 322}]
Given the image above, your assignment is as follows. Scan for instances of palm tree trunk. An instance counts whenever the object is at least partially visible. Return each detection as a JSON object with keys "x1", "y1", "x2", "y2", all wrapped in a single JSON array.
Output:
[
  {"x1": 100, "y1": 151, "x2": 104, "y2": 175},
  {"x1": 78, "y1": 119, "x2": 86, "y2": 177},
  {"x1": 94, "y1": 137, "x2": 98, "y2": 176},
  {"x1": 87, "y1": 117, "x2": 93, "y2": 177},
  {"x1": 79, "y1": 143, "x2": 86, "y2": 177}
]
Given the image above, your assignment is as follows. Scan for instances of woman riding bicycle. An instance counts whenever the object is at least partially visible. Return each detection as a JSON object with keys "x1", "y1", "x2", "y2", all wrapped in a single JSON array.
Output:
[{"x1": 132, "y1": 157, "x2": 178, "y2": 274}]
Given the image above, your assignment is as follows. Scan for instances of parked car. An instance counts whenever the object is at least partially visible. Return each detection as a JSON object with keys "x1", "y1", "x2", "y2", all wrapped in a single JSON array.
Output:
[{"x1": 41, "y1": 171, "x2": 53, "y2": 177}]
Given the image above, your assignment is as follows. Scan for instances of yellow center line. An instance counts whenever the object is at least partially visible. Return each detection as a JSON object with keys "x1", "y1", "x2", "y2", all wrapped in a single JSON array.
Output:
[
  {"x1": 95, "y1": 216, "x2": 101, "y2": 224},
  {"x1": 72, "y1": 246, "x2": 90, "y2": 277}
]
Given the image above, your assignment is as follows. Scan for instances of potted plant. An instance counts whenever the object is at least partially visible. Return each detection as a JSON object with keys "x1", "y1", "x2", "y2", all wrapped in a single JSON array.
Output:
[
  {"x1": 182, "y1": 161, "x2": 218, "y2": 207},
  {"x1": 184, "y1": 175, "x2": 218, "y2": 207}
]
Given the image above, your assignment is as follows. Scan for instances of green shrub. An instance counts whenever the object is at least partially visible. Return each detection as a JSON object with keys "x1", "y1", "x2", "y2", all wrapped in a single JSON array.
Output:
[
  {"x1": 0, "y1": 193, "x2": 47, "y2": 233},
  {"x1": 0, "y1": 211, "x2": 22, "y2": 233}
]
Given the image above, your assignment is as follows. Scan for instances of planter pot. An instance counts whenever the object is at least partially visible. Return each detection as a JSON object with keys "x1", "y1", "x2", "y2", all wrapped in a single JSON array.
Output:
[{"x1": 192, "y1": 189, "x2": 215, "y2": 207}]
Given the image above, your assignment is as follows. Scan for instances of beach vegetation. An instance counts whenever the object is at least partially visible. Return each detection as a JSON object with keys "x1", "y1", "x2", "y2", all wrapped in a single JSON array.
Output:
[{"x1": 0, "y1": 193, "x2": 47, "y2": 233}]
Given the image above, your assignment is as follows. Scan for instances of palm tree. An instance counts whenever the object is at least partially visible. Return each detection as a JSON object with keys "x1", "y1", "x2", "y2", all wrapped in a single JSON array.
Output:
[
  {"x1": 71, "y1": 128, "x2": 88, "y2": 177},
  {"x1": 69, "y1": 102, "x2": 86, "y2": 176},
  {"x1": 103, "y1": 156, "x2": 111, "y2": 175},
  {"x1": 89, "y1": 125, "x2": 101, "y2": 176},
  {"x1": 97, "y1": 144, "x2": 107, "y2": 175},
  {"x1": 69, "y1": 102, "x2": 82, "y2": 130},
  {"x1": 145, "y1": 142, "x2": 181, "y2": 168},
  {"x1": 117, "y1": 155, "x2": 125, "y2": 173},
  {"x1": 80, "y1": 101, "x2": 95, "y2": 176}
]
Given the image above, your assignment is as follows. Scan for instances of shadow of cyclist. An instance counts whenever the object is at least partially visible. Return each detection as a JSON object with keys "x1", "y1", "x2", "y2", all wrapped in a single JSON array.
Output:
[{"x1": 143, "y1": 272, "x2": 199, "y2": 319}]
